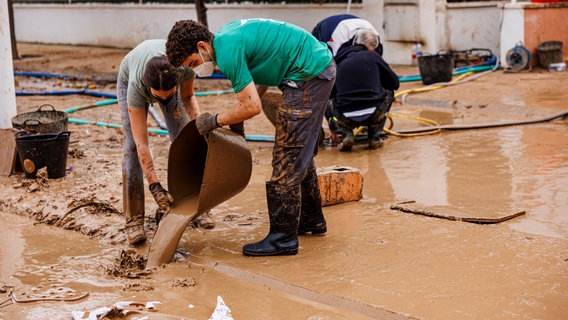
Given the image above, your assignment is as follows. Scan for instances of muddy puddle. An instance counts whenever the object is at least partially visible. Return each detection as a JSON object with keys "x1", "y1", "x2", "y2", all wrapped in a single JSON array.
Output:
[
  {"x1": 0, "y1": 213, "x2": 122, "y2": 319},
  {"x1": 4, "y1": 50, "x2": 568, "y2": 318},
  {"x1": 2, "y1": 108, "x2": 567, "y2": 319},
  {"x1": 319, "y1": 112, "x2": 568, "y2": 239},
  {"x1": 172, "y1": 116, "x2": 568, "y2": 319}
]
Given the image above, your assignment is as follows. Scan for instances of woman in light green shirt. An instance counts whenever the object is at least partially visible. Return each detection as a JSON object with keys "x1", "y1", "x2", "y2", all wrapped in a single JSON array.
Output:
[{"x1": 117, "y1": 39, "x2": 201, "y2": 245}]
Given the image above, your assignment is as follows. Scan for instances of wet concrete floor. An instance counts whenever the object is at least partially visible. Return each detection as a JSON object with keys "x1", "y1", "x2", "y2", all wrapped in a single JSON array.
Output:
[
  {"x1": 2, "y1": 48, "x2": 568, "y2": 318},
  {"x1": 1, "y1": 110, "x2": 567, "y2": 319}
]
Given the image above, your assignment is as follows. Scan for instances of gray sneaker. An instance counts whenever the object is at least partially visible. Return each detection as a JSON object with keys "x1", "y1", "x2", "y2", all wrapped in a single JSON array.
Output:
[
  {"x1": 368, "y1": 137, "x2": 383, "y2": 150},
  {"x1": 126, "y1": 223, "x2": 147, "y2": 245},
  {"x1": 189, "y1": 210, "x2": 216, "y2": 229},
  {"x1": 339, "y1": 134, "x2": 355, "y2": 152}
]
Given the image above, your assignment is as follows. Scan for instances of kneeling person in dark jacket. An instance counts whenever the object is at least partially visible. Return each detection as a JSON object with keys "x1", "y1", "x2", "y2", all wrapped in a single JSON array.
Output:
[{"x1": 326, "y1": 29, "x2": 400, "y2": 151}]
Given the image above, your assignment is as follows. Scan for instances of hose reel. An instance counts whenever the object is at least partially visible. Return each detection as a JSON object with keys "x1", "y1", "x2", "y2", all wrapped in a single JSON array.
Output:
[{"x1": 506, "y1": 42, "x2": 531, "y2": 72}]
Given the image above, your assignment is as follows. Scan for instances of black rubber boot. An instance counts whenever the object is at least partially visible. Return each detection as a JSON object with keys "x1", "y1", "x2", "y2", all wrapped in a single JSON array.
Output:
[
  {"x1": 336, "y1": 127, "x2": 354, "y2": 152},
  {"x1": 298, "y1": 165, "x2": 327, "y2": 235},
  {"x1": 243, "y1": 182, "x2": 301, "y2": 256},
  {"x1": 367, "y1": 124, "x2": 384, "y2": 150}
]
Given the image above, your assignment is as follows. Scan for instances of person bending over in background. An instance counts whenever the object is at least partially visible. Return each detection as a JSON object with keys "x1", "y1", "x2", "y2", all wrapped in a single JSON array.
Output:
[
  {"x1": 312, "y1": 13, "x2": 383, "y2": 57},
  {"x1": 117, "y1": 39, "x2": 213, "y2": 246},
  {"x1": 325, "y1": 29, "x2": 400, "y2": 152},
  {"x1": 166, "y1": 18, "x2": 336, "y2": 257}
]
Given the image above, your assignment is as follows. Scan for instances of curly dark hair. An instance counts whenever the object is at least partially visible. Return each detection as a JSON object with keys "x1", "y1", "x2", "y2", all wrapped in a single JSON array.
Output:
[
  {"x1": 143, "y1": 56, "x2": 180, "y2": 91},
  {"x1": 166, "y1": 20, "x2": 214, "y2": 67}
]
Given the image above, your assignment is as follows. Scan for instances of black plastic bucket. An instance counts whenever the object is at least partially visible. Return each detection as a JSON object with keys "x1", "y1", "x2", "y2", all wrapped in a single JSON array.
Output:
[
  {"x1": 418, "y1": 54, "x2": 454, "y2": 85},
  {"x1": 14, "y1": 130, "x2": 71, "y2": 179},
  {"x1": 12, "y1": 104, "x2": 69, "y2": 134},
  {"x1": 536, "y1": 41, "x2": 563, "y2": 69}
]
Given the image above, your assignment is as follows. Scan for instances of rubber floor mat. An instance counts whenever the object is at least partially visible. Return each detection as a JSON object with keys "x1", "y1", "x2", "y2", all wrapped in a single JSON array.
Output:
[{"x1": 146, "y1": 121, "x2": 252, "y2": 268}]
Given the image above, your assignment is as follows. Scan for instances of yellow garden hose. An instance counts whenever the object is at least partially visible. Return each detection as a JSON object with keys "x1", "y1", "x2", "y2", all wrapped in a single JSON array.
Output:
[
  {"x1": 383, "y1": 113, "x2": 442, "y2": 137},
  {"x1": 354, "y1": 72, "x2": 475, "y2": 138},
  {"x1": 393, "y1": 72, "x2": 473, "y2": 99}
]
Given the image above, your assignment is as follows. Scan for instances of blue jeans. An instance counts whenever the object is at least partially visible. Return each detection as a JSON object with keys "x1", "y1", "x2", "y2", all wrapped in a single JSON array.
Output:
[
  {"x1": 117, "y1": 79, "x2": 189, "y2": 225},
  {"x1": 271, "y1": 61, "x2": 336, "y2": 186}
]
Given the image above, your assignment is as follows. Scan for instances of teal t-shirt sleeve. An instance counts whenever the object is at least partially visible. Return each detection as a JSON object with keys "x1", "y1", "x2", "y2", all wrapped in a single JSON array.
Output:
[{"x1": 218, "y1": 47, "x2": 254, "y2": 93}]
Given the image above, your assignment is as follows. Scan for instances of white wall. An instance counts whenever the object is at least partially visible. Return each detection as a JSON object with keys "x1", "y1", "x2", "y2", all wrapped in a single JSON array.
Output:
[
  {"x1": 1, "y1": 0, "x2": 17, "y2": 128},
  {"x1": 446, "y1": 3, "x2": 502, "y2": 57},
  {"x1": 379, "y1": 0, "x2": 503, "y2": 65},
  {"x1": 13, "y1": 3, "x2": 367, "y2": 47},
  {"x1": 13, "y1": 1, "x2": 504, "y2": 66},
  {"x1": 499, "y1": 3, "x2": 524, "y2": 68}
]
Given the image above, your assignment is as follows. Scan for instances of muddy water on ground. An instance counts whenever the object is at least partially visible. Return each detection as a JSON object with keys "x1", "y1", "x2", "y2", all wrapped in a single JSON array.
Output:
[
  {"x1": 382, "y1": 107, "x2": 568, "y2": 239},
  {"x1": 179, "y1": 118, "x2": 567, "y2": 318},
  {"x1": 0, "y1": 213, "x2": 375, "y2": 319},
  {"x1": 1, "y1": 117, "x2": 567, "y2": 319},
  {"x1": 0, "y1": 213, "x2": 123, "y2": 319}
]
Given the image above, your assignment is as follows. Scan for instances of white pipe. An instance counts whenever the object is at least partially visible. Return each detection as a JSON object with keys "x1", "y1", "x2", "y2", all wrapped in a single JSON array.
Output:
[{"x1": 0, "y1": 0, "x2": 17, "y2": 129}]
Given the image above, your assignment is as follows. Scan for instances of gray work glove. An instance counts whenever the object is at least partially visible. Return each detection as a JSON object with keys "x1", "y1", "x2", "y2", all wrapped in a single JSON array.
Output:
[
  {"x1": 196, "y1": 112, "x2": 219, "y2": 135},
  {"x1": 155, "y1": 207, "x2": 167, "y2": 226},
  {"x1": 229, "y1": 121, "x2": 246, "y2": 138},
  {"x1": 149, "y1": 182, "x2": 174, "y2": 214}
]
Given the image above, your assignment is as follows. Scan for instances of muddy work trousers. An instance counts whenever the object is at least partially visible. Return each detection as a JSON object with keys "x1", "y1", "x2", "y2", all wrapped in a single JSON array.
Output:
[
  {"x1": 326, "y1": 90, "x2": 395, "y2": 140},
  {"x1": 271, "y1": 62, "x2": 336, "y2": 187},
  {"x1": 117, "y1": 79, "x2": 190, "y2": 228}
]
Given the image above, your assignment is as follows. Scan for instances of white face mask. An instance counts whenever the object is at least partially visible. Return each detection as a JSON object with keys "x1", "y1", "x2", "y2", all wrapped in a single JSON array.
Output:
[{"x1": 193, "y1": 48, "x2": 215, "y2": 77}]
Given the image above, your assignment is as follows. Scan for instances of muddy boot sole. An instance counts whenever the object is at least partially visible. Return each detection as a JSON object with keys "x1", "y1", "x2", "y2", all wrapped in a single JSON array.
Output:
[
  {"x1": 339, "y1": 135, "x2": 354, "y2": 152},
  {"x1": 189, "y1": 212, "x2": 216, "y2": 229},
  {"x1": 126, "y1": 224, "x2": 147, "y2": 246},
  {"x1": 243, "y1": 239, "x2": 299, "y2": 257},
  {"x1": 243, "y1": 248, "x2": 298, "y2": 257},
  {"x1": 298, "y1": 223, "x2": 327, "y2": 236},
  {"x1": 368, "y1": 137, "x2": 383, "y2": 150}
]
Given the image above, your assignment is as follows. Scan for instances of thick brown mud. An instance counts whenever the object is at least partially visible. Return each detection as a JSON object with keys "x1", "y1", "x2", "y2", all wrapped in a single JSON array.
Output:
[{"x1": 1, "y1": 44, "x2": 567, "y2": 319}]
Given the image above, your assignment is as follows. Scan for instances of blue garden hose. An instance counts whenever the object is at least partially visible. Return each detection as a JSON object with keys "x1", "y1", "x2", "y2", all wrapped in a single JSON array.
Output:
[
  {"x1": 67, "y1": 117, "x2": 275, "y2": 142},
  {"x1": 63, "y1": 99, "x2": 118, "y2": 113},
  {"x1": 14, "y1": 70, "x2": 228, "y2": 81},
  {"x1": 17, "y1": 61, "x2": 496, "y2": 142},
  {"x1": 399, "y1": 63, "x2": 496, "y2": 83},
  {"x1": 16, "y1": 89, "x2": 117, "y2": 98}
]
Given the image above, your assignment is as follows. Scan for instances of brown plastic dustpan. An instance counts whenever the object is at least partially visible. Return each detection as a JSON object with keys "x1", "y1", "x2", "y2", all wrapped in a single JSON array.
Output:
[{"x1": 146, "y1": 121, "x2": 252, "y2": 268}]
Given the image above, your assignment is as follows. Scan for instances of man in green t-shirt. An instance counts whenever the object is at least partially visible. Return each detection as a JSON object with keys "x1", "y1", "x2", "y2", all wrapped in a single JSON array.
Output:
[{"x1": 166, "y1": 18, "x2": 336, "y2": 257}]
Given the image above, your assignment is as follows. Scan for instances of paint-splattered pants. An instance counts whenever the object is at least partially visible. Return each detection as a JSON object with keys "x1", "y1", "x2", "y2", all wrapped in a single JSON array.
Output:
[
  {"x1": 325, "y1": 90, "x2": 395, "y2": 140},
  {"x1": 117, "y1": 79, "x2": 189, "y2": 226},
  {"x1": 271, "y1": 61, "x2": 336, "y2": 186}
]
